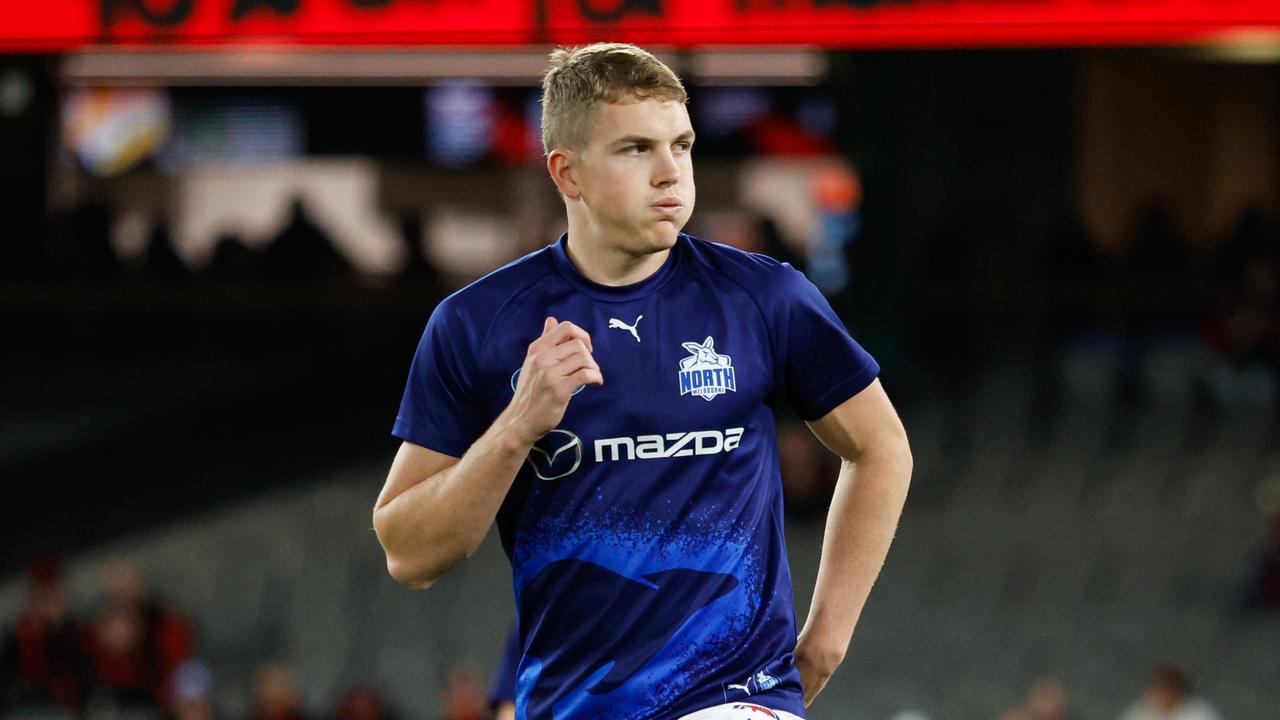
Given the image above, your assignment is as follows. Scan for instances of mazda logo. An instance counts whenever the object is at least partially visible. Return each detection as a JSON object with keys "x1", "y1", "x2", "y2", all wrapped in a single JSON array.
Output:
[{"x1": 526, "y1": 429, "x2": 583, "y2": 481}]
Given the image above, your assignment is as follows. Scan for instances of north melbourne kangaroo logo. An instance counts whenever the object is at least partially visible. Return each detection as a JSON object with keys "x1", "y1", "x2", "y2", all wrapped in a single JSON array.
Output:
[
  {"x1": 726, "y1": 670, "x2": 780, "y2": 698},
  {"x1": 678, "y1": 336, "x2": 736, "y2": 401},
  {"x1": 608, "y1": 314, "x2": 643, "y2": 343}
]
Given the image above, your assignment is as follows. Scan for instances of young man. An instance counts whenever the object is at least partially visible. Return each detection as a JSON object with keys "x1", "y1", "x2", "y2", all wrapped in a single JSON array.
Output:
[{"x1": 373, "y1": 43, "x2": 912, "y2": 720}]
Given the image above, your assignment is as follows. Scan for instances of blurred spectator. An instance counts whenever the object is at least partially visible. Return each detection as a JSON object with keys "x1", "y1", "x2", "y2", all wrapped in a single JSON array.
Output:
[
  {"x1": 87, "y1": 563, "x2": 195, "y2": 709},
  {"x1": 253, "y1": 664, "x2": 308, "y2": 720},
  {"x1": 1202, "y1": 255, "x2": 1280, "y2": 408},
  {"x1": 1215, "y1": 208, "x2": 1277, "y2": 297},
  {"x1": 164, "y1": 659, "x2": 215, "y2": 720},
  {"x1": 1125, "y1": 203, "x2": 1193, "y2": 308},
  {"x1": 1117, "y1": 664, "x2": 1221, "y2": 720},
  {"x1": 333, "y1": 685, "x2": 396, "y2": 720},
  {"x1": 439, "y1": 666, "x2": 487, "y2": 720},
  {"x1": 999, "y1": 677, "x2": 1075, "y2": 720},
  {"x1": 0, "y1": 555, "x2": 91, "y2": 714},
  {"x1": 1024, "y1": 677, "x2": 1074, "y2": 720}
]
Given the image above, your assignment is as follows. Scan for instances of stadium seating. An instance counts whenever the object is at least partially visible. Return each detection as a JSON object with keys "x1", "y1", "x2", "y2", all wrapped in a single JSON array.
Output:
[{"x1": 3, "y1": 358, "x2": 1278, "y2": 719}]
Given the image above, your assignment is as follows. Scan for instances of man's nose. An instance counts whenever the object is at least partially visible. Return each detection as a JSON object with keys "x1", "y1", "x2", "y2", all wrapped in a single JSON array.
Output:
[{"x1": 652, "y1": 147, "x2": 680, "y2": 186}]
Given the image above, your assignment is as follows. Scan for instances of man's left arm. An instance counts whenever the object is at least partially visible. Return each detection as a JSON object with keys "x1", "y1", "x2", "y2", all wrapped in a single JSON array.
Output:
[{"x1": 794, "y1": 377, "x2": 913, "y2": 707}]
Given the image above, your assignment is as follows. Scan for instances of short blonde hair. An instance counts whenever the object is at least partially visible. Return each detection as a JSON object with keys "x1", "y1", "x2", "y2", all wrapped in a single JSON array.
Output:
[{"x1": 540, "y1": 43, "x2": 687, "y2": 154}]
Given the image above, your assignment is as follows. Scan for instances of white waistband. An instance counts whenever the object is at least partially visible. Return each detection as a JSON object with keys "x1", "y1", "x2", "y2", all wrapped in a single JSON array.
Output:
[{"x1": 676, "y1": 701, "x2": 804, "y2": 720}]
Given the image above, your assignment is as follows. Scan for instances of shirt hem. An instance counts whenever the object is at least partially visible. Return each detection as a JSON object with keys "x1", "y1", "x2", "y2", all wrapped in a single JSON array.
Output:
[
  {"x1": 390, "y1": 420, "x2": 469, "y2": 459},
  {"x1": 795, "y1": 360, "x2": 881, "y2": 421}
]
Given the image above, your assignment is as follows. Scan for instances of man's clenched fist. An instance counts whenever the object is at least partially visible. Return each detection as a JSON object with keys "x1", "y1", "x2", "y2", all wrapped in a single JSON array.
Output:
[{"x1": 507, "y1": 317, "x2": 603, "y2": 443}]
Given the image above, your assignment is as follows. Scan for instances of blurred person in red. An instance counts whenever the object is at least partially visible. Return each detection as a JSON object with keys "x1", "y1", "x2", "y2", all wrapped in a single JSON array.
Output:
[
  {"x1": 0, "y1": 555, "x2": 91, "y2": 714},
  {"x1": 486, "y1": 626, "x2": 517, "y2": 720},
  {"x1": 999, "y1": 677, "x2": 1075, "y2": 720},
  {"x1": 440, "y1": 666, "x2": 488, "y2": 720},
  {"x1": 334, "y1": 684, "x2": 396, "y2": 720},
  {"x1": 87, "y1": 562, "x2": 195, "y2": 708},
  {"x1": 1117, "y1": 664, "x2": 1221, "y2": 720},
  {"x1": 253, "y1": 664, "x2": 309, "y2": 720},
  {"x1": 1026, "y1": 677, "x2": 1076, "y2": 720}
]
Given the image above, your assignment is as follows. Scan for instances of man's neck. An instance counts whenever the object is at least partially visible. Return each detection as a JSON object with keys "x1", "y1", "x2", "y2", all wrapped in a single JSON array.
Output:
[{"x1": 563, "y1": 226, "x2": 670, "y2": 287}]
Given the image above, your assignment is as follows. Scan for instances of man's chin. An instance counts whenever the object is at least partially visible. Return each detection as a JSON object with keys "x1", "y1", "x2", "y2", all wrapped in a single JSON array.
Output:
[
  {"x1": 650, "y1": 220, "x2": 684, "y2": 245},
  {"x1": 647, "y1": 230, "x2": 679, "y2": 252}
]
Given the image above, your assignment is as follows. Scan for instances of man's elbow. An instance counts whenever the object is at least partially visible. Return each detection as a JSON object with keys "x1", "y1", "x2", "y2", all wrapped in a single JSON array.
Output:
[
  {"x1": 385, "y1": 550, "x2": 471, "y2": 590},
  {"x1": 374, "y1": 519, "x2": 460, "y2": 591},
  {"x1": 892, "y1": 430, "x2": 913, "y2": 475},
  {"x1": 850, "y1": 428, "x2": 913, "y2": 480},
  {"x1": 385, "y1": 555, "x2": 437, "y2": 590},
  {"x1": 890, "y1": 430, "x2": 913, "y2": 483}
]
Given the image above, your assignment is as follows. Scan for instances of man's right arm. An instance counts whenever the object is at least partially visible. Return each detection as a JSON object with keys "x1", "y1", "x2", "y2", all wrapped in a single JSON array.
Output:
[
  {"x1": 372, "y1": 411, "x2": 536, "y2": 589},
  {"x1": 372, "y1": 317, "x2": 602, "y2": 590}
]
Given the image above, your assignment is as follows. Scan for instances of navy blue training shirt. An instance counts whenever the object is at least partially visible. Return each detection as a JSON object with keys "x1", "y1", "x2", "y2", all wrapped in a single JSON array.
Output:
[{"x1": 393, "y1": 233, "x2": 880, "y2": 720}]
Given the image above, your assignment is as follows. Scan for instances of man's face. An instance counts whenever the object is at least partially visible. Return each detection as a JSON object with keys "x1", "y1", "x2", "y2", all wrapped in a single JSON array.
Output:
[{"x1": 571, "y1": 96, "x2": 696, "y2": 255}]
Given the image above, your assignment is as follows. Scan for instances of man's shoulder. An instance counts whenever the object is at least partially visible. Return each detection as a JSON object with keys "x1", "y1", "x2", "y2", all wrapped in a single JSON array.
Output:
[
  {"x1": 683, "y1": 233, "x2": 808, "y2": 302},
  {"x1": 438, "y1": 244, "x2": 557, "y2": 320},
  {"x1": 683, "y1": 233, "x2": 796, "y2": 286}
]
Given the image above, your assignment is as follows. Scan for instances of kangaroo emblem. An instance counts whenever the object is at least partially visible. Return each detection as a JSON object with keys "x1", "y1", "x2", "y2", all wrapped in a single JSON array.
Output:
[
  {"x1": 608, "y1": 314, "x2": 643, "y2": 343},
  {"x1": 678, "y1": 336, "x2": 737, "y2": 401}
]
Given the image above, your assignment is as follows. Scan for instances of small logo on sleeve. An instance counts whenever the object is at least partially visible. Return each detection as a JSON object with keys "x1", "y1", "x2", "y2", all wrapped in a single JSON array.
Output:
[{"x1": 678, "y1": 336, "x2": 736, "y2": 401}]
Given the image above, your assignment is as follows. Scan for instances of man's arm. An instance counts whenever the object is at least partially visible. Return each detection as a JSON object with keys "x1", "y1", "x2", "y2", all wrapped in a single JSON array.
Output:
[
  {"x1": 794, "y1": 378, "x2": 912, "y2": 706},
  {"x1": 373, "y1": 317, "x2": 602, "y2": 590},
  {"x1": 373, "y1": 421, "x2": 530, "y2": 590}
]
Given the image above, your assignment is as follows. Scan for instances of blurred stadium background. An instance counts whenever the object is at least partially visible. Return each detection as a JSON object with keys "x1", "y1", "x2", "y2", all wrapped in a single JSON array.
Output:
[{"x1": 3, "y1": 2, "x2": 1280, "y2": 720}]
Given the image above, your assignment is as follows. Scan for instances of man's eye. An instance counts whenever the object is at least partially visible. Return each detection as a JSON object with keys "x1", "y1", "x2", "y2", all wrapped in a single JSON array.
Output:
[
  {"x1": 674, "y1": 142, "x2": 692, "y2": 152},
  {"x1": 624, "y1": 145, "x2": 646, "y2": 154}
]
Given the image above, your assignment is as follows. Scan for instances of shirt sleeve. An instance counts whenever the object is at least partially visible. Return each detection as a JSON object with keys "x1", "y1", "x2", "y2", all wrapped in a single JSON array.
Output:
[
  {"x1": 391, "y1": 296, "x2": 490, "y2": 457},
  {"x1": 771, "y1": 263, "x2": 880, "y2": 421}
]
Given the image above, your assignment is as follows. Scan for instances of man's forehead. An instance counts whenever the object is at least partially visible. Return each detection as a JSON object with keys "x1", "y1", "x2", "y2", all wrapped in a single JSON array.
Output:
[{"x1": 590, "y1": 97, "x2": 691, "y2": 143}]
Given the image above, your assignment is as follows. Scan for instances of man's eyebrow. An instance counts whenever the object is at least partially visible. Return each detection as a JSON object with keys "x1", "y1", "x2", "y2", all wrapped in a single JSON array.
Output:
[{"x1": 610, "y1": 131, "x2": 697, "y2": 146}]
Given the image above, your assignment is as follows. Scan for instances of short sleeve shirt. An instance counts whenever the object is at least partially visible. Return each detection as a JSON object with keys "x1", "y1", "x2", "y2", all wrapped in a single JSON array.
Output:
[{"x1": 394, "y1": 234, "x2": 879, "y2": 720}]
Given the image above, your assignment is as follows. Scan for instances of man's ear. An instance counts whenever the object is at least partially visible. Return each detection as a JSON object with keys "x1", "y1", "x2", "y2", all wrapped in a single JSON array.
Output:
[{"x1": 547, "y1": 149, "x2": 581, "y2": 200}]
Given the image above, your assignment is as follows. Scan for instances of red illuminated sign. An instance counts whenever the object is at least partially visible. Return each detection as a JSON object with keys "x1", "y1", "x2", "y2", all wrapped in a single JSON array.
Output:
[{"x1": 4, "y1": 0, "x2": 1280, "y2": 51}]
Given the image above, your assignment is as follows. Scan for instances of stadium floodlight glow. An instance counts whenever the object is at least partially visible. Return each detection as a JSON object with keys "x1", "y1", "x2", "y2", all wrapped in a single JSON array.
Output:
[{"x1": 1194, "y1": 28, "x2": 1280, "y2": 63}]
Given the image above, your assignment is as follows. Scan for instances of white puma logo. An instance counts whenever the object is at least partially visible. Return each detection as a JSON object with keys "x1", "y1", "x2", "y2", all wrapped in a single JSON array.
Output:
[
  {"x1": 607, "y1": 314, "x2": 643, "y2": 343},
  {"x1": 728, "y1": 681, "x2": 751, "y2": 696}
]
